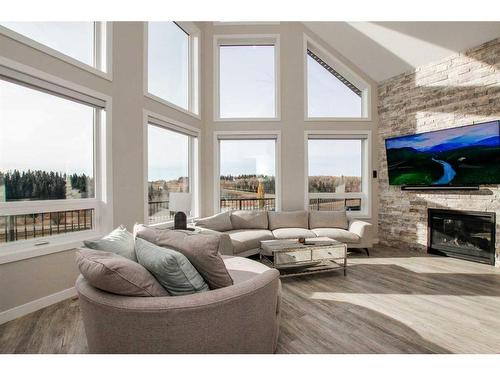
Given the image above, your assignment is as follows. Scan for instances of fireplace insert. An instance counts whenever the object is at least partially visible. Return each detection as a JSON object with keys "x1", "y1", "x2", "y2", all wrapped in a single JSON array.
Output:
[{"x1": 428, "y1": 208, "x2": 496, "y2": 265}]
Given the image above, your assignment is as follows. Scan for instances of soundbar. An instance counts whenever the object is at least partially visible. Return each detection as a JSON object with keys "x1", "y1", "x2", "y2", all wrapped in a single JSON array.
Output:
[{"x1": 401, "y1": 185, "x2": 480, "y2": 191}]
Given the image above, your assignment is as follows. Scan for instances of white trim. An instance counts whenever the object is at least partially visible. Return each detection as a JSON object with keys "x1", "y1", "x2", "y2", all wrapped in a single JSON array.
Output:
[
  {"x1": 0, "y1": 57, "x2": 113, "y2": 261},
  {"x1": 213, "y1": 130, "x2": 282, "y2": 214},
  {"x1": 143, "y1": 22, "x2": 200, "y2": 118},
  {"x1": 303, "y1": 33, "x2": 372, "y2": 122},
  {"x1": 213, "y1": 34, "x2": 281, "y2": 122},
  {"x1": 143, "y1": 110, "x2": 201, "y2": 225},
  {"x1": 304, "y1": 130, "x2": 372, "y2": 219},
  {"x1": 212, "y1": 22, "x2": 281, "y2": 26},
  {"x1": 0, "y1": 287, "x2": 77, "y2": 325},
  {"x1": 0, "y1": 22, "x2": 113, "y2": 81}
]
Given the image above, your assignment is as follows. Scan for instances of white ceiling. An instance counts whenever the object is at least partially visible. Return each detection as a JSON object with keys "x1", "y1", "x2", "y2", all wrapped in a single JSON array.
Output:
[{"x1": 303, "y1": 22, "x2": 500, "y2": 82}]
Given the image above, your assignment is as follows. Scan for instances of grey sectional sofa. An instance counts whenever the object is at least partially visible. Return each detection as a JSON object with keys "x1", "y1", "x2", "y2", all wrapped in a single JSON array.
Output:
[{"x1": 194, "y1": 210, "x2": 373, "y2": 257}]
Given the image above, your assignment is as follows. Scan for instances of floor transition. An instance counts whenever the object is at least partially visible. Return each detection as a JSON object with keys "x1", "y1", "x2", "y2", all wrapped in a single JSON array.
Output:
[{"x1": 1, "y1": 246, "x2": 500, "y2": 354}]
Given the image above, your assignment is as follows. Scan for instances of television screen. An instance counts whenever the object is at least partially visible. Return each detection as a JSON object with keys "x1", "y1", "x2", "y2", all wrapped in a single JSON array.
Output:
[{"x1": 385, "y1": 121, "x2": 500, "y2": 186}]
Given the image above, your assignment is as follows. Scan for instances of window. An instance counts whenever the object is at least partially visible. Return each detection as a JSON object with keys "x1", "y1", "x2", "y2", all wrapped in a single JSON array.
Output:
[
  {"x1": 217, "y1": 136, "x2": 278, "y2": 212},
  {"x1": 0, "y1": 22, "x2": 108, "y2": 73},
  {"x1": 147, "y1": 121, "x2": 198, "y2": 225},
  {"x1": 215, "y1": 36, "x2": 279, "y2": 120},
  {"x1": 0, "y1": 73, "x2": 106, "y2": 247},
  {"x1": 306, "y1": 134, "x2": 370, "y2": 216},
  {"x1": 306, "y1": 45, "x2": 367, "y2": 119},
  {"x1": 147, "y1": 22, "x2": 199, "y2": 114}
]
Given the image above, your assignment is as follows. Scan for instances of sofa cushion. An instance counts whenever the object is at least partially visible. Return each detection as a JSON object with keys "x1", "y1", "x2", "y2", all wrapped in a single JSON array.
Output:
[
  {"x1": 309, "y1": 210, "x2": 348, "y2": 230},
  {"x1": 76, "y1": 248, "x2": 169, "y2": 297},
  {"x1": 222, "y1": 255, "x2": 271, "y2": 284},
  {"x1": 193, "y1": 211, "x2": 232, "y2": 232},
  {"x1": 135, "y1": 237, "x2": 209, "y2": 296},
  {"x1": 230, "y1": 210, "x2": 268, "y2": 230},
  {"x1": 268, "y1": 211, "x2": 308, "y2": 230},
  {"x1": 84, "y1": 226, "x2": 136, "y2": 261},
  {"x1": 271, "y1": 228, "x2": 317, "y2": 240},
  {"x1": 226, "y1": 229, "x2": 274, "y2": 254},
  {"x1": 134, "y1": 224, "x2": 233, "y2": 290},
  {"x1": 311, "y1": 228, "x2": 360, "y2": 244}
]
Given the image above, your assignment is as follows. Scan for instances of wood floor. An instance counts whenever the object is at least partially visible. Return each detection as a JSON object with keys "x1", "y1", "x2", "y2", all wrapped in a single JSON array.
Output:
[{"x1": 2, "y1": 246, "x2": 500, "y2": 354}]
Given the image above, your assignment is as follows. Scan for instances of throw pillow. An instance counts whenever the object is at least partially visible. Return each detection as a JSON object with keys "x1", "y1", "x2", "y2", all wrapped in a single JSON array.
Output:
[
  {"x1": 134, "y1": 224, "x2": 233, "y2": 289},
  {"x1": 230, "y1": 210, "x2": 269, "y2": 230},
  {"x1": 76, "y1": 248, "x2": 169, "y2": 297},
  {"x1": 193, "y1": 211, "x2": 233, "y2": 232},
  {"x1": 309, "y1": 210, "x2": 348, "y2": 230},
  {"x1": 135, "y1": 237, "x2": 209, "y2": 296},
  {"x1": 84, "y1": 226, "x2": 136, "y2": 261}
]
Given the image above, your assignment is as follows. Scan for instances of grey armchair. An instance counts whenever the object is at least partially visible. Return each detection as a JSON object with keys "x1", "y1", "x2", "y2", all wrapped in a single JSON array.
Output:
[{"x1": 76, "y1": 256, "x2": 281, "y2": 354}]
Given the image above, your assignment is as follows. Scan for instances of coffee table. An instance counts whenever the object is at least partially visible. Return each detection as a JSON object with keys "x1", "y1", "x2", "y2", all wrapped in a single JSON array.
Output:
[{"x1": 259, "y1": 237, "x2": 347, "y2": 277}]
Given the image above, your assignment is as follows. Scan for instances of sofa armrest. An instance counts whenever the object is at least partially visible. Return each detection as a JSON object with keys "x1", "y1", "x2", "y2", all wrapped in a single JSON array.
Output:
[
  {"x1": 348, "y1": 220, "x2": 373, "y2": 247},
  {"x1": 194, "y1": 227, "x2": 234, "y2": 255}
]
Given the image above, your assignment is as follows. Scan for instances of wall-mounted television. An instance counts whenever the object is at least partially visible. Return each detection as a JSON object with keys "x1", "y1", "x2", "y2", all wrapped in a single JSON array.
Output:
[{"x1": 385, "y1": 120, "x2": 500, "y2": 187}]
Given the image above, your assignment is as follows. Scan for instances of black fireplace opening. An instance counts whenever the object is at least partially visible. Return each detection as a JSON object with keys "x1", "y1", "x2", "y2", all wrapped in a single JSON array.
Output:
[{"x1": 428, "y1": 209, "x2": 496, "y2": 265}]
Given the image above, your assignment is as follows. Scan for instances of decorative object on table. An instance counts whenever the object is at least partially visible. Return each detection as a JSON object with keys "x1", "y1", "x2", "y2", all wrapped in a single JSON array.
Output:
[
  {"x1": 169, "y1": 192, "x2": 192, "y2": 230},
  {"x1": 298, "y1": 237, "x2": 306, "y2": 244}
]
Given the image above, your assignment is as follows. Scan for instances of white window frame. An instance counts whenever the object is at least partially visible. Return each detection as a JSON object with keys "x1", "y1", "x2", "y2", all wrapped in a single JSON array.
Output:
[
  {"x1": 144, "y1": 22, "x2": 200, "y2": 119},
  {"x1": 0, "y1": 57, "x2": 113, "y2": 264},
  {"x1": 303, "y1": 34, "x2": 371, "y2": 122},
  {"x1": 0, "y1": 22, "x2": 112, "y2": 81},
  {"x1": 143, "y1": 110, "x2": 200, "y2": 227},
  {"x1": 304, "y1": 130, "x2": 372, "y2": 219},
  {"x1": 213, "y1": 34, "x2": 281, "y2": 122},
  {"x1": 213, "y1": 131, "x2": 282, "y2": 213}
]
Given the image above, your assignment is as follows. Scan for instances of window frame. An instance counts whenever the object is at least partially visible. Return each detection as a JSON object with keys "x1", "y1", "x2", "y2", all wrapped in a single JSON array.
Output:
[
  {"x1": 144, "y1": 22, "x2": 200, "y2": 119},
  {"x1": 304, "y1": 130, "x2": 372, "y2": 219},
  {"x1": 0, "y1": 58, "x2": 113, "y2": 264},
  {"x1": 213, "y1": 34, "x2": 281, "y2": 122},
  {"x1": 213, "y1": 130, "x2": 282, "y2": 213},
  {"x1": 0, "y1": 22, "x2": 112, "y2": 80},
  {"x1": 143, "y1": 111, "x2": 200, "y2": 227},
  {"x1": 303, "y1": 34, "x2": 371, "y2": 122}
]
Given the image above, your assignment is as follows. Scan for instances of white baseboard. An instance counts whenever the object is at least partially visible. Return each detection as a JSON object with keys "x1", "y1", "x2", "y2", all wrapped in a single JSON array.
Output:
[{"x1": 0, "y1": 287, "x2": 77, "y2": 325}]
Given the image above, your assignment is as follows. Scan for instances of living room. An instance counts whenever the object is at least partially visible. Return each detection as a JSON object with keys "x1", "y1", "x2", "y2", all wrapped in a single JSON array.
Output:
[{"x1": 1, "y1": 0, "x2": 500, "y2": 372}]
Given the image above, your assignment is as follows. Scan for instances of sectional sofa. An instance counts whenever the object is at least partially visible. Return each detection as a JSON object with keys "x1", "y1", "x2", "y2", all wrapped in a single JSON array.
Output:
[{"x1": 194, "y1": 210, "x2": 373, "y2": 257}]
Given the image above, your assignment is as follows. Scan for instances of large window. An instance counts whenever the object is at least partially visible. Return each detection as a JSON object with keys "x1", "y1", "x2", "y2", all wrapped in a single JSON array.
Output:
[
  {"x1": 306, "y1": 45, "x2": 367, "y2": 119},
  {"x1": 0, "y1": 73, "x2": 106, "y2": 247},
  {"x1": 147, "y1": 121, "x2": 198, "y2": 224},
  {"x1": 0, "y1": 22, "x2": 108, "y2": 73},
  {"x1": 217, "y1": 137, "x2": 278, "y2": 212},
  {"x1": 147, "y1": 22, "x2": 199, "y2": 114},
  {"x1": 215, "y1": 36, "x2": 279, "y2": 120},
  {"x1": 306, "y1": 134, "x2": 370, "y2": 216}
]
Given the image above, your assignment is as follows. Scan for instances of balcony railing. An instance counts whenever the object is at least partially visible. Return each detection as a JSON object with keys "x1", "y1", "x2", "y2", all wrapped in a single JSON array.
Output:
[
  {"x1": 220, "y1": 197, "x2": 276, "y2": 211},
  {"x1": 309, "y1": 198, "x2": 362, "y2": 211},
  {"x1": 0, "y1": 209, "x2": 94, "y2": 244}
]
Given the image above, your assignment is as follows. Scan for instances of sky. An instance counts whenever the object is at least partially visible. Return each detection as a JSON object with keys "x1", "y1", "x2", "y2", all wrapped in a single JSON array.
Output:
[
  {"x1": 148, "y1": 125, "x2": 189, "y2": 181},
  {"x1": 220, "y1": 139, "x2": 275, "y2": 176},
  {"x1": 308, "y1": 139, "x2": 362, "y2": 177},
  {"x1": 386, "y1": 121, "x2": 499, "y2": 151},
  {"x1": 1, "y1": 22, "x2": 365, "y2": 181}
]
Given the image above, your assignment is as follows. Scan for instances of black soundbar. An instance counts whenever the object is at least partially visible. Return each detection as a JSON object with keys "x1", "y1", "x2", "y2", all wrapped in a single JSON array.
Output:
[{"x1": 401, "y1": 185, "x2": 480, "y2": 191}]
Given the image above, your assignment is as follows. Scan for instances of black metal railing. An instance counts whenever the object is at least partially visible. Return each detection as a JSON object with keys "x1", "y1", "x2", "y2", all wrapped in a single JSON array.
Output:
[
  {"x1": 220, "y1": 197, "x2": 276, "y2": 211},
  {"x1": 309, "y1": 198, "x2": 362, "y2": 211},
  {"x1": 0, "y1": 208, "x2": 94, "y2": 244}
]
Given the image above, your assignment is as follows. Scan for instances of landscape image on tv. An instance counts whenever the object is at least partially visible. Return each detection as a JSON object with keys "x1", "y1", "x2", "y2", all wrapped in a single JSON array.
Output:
[{"x1": 385, "y1": 121, "x2": 500, "y2": 186}]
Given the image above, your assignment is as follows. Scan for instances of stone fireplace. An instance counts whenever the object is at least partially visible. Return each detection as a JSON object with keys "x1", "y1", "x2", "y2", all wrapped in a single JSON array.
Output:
[{"x1": 428, "y1": 209, "x2": 496, "y2": 265}]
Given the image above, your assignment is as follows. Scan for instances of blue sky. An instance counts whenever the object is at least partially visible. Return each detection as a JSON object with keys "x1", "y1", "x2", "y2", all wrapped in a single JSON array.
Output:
[{"x1": 386, "y1": 121, "x2": 499, "y2": 151}]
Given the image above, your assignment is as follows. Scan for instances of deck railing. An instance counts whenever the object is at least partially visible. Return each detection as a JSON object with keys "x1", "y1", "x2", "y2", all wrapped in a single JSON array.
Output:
[
  {"x1": 220, "y1": 197, "x2": 276, "y2": 211},
  {"x1": 308, "y1": 198, "x2": 362, "y2": 211}
]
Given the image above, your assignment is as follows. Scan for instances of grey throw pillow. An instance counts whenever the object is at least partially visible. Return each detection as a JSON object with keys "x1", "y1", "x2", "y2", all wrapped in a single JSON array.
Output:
[
  {"x1": 230, "y1": 210, "x2": 269, "y2": 230},
  {"x1": 309, "y1": 211, "x2": 349, "y2": 230},
  {"x1": 193, "y1": 211, "x2": 233, "y2": 232},
  {"x1": 134, "y1": 224, "x2": 233, "y2": 290},
  {"x1": 76, "y1": 248, "x2": 169, "y2": 297},
  {"x1": 84, "y1": 226, "x2": 136, "y2": 261},
  {"x1": 135, "y1": 237, "x2": 209, "y2": 296}
]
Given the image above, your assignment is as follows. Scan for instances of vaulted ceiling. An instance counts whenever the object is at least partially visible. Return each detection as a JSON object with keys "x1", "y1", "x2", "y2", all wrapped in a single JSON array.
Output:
[{"x1": 303, "y1": 22, "x2": 500, "y2": 82}]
